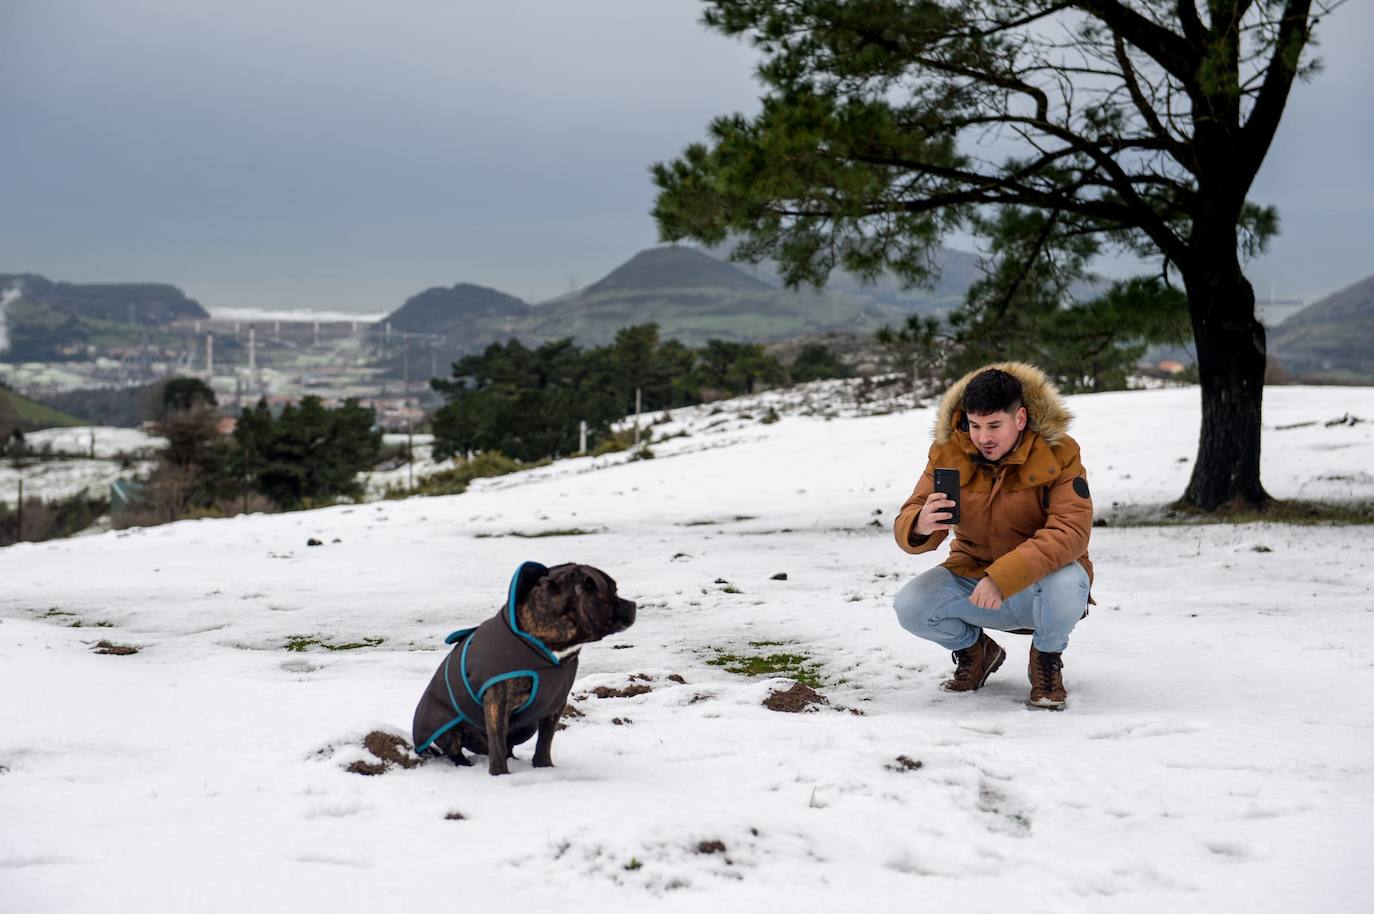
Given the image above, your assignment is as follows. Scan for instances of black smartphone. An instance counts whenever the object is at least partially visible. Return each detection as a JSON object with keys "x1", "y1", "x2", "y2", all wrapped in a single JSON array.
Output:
[{"x1": 933, "y1": 467, "x2": 961, "y2": 525}]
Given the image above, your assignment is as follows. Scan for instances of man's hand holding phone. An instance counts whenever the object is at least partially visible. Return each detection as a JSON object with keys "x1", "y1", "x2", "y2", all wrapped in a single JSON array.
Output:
[{"x1": 915, "y1": 494, "x2": 957, "y2": 536}]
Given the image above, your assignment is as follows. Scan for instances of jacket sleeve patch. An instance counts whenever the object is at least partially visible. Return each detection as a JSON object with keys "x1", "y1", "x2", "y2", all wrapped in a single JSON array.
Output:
[{"x1": 1072, "y1": 476, "x2": 1090, "y2": 499}]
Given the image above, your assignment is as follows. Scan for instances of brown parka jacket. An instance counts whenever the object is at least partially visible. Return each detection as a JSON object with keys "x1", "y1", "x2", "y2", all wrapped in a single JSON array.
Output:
[{"x1": 894, "y1": 362, "x2": 1094, "y2": 598}]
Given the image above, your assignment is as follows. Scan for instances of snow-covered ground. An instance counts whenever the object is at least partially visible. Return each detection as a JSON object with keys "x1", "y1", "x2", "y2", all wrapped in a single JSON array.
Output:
[
  {"x1": 20, "y1": 427, "x2": 164, "y2": 460},
  {"x1": 1, "y1": 428, "x2": 164, "y2": 506},
  {"x1": 2, "y1": 385, "x2": 1372, "y2": 913}
]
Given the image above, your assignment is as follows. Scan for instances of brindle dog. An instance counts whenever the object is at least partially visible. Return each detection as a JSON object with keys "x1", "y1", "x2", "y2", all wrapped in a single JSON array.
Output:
[{"x1": 415, "y1": 563, "x2": 636, "y2": 776}]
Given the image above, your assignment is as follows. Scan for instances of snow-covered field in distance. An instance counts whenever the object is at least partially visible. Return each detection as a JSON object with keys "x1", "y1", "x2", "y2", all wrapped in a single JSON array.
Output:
[
  {"x1": 0, "y1": 428, "x2": 164, "y2": 506},
  {"x1": 1, "y1": 384, "x2": 1372, "y2": 913}
]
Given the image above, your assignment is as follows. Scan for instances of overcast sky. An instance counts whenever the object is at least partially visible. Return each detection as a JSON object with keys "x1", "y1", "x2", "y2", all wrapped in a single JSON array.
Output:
[{"x1": 2, "y1": 0, "x2": 1370, "y2": 314}]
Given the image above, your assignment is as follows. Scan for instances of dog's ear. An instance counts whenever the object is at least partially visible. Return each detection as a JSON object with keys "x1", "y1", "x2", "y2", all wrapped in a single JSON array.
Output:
[{"x1": 569, "y1": 565, "x2": 615, "y2": 597}]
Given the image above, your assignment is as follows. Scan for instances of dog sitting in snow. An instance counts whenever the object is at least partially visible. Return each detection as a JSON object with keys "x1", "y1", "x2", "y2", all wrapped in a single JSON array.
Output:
[{"x1": 412, "y1": 561, "x2": 636, "y2": 776}]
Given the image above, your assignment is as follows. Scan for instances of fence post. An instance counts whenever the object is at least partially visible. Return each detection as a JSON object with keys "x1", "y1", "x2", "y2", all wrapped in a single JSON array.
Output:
[
  {"x1": 16, "y1": 478, "x2": 22, "y2": 543},
  {"x1": 634, "y1": 388, "x2": 642, "y2": 445},
  {"x1": 579, "y1": 420, "x2": 587, "y2": 455}
]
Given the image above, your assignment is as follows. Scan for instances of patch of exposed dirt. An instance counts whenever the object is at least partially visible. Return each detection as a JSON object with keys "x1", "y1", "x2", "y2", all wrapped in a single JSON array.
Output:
[
  {"x1": 364, "y1": 731, "x2": 421, "y2": 769},
  {"x1": 762, "y1": 681, "x2": 829, "y2": 713},
  {"x1": 445, "y1": 811, "x2": 467, "y2": 821},
  {"x1": 92, "y1": 640, "x2": 139, "y2": 655},
  {"x1": 557, "y1": 703, "x2": 585, "y2": 731},
  {"x1": 590, "y1": 684, "x2": 653, "y2": 699},
  {"x1": 347, "y1": 730, "x2": 422, "y2": 775},
  {"x1": 347, "y1": 760, "x2": 387, "y2": 776},
  {"x1": 667, "y1": 673, "x2": 686, "y2": 684},
  {"x1": 696, "y1": 840, "x2": 726, "y2": 854},
  {"x1": 886, "y1": 755, "x2": 923, "y2": 772}
]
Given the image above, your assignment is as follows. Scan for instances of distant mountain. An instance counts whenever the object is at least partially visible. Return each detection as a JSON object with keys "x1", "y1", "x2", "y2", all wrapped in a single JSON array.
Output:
[
  {"x1": 520, "y1": 245, "x2": 868, "y2": 348},
  {"x1": 385, "y1": 283, "x2": 530, "y2": 337},
  {"x1": 1270, "y1": 275, "x2": 1374, "y2": 381},
  {"x1": 0, "y1": 274, "x2": 207, "y2": 325},
  {"x1": 709, "y1": 244, "x2": 983, "y2": 319},
  {"x1": 381, "y1": 244, "x2": 993, "y2": 376},
  {"x1": 583, "y1": 245, "x2": 772, "y2": 295},
  {"x1": 1, "y1": 273, "x2": 208, "y2": 361}
]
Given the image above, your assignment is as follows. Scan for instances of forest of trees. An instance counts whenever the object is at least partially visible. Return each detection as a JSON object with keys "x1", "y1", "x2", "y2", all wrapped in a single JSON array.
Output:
[{"x1": 428, "y1": 324, "x2": 848, "y2": 461}]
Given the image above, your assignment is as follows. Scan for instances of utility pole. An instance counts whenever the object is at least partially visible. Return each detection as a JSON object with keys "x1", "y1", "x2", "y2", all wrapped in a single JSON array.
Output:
[
  {"x1": 248, "y1": 326, "x2": 257, "y2": 396},
  {"x1": 579, "y1": 420, "x2": 587, "y2": 455},
  {"x1": 15, "y1": 479, "x2": 22, "y2": 544},
  {"x1": 407, "y1": 418, "x2": 414, "y2": 491},
  {"x1": 634, "y1": 388, "x2": 642, "y2": 445},
  {"x1": 206, "y1": 333, "x2": 214, "y2": 378}
]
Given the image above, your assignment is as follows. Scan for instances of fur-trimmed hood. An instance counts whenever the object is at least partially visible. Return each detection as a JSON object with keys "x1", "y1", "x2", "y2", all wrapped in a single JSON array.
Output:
[{"x1": 934, "y1": 362, "x2": 1072, "y2": 446}]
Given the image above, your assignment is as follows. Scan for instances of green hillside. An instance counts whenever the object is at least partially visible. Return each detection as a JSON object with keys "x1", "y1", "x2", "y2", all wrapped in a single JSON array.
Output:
[
  {"x1": 0, "y1": 385, "x2": 86, "y2": 436},
  {"x1": 1, "y1": 273, "x2": 206, "y2": 361},
  {"x1": 0, "y1": 274, "x2": 208, "y2": 325},
  {"x1": 386, "y1": 283, "x2": 530, "y2": 336},
  {"x1": 1271, "y1": 275, "x2": 1374, "y2": 381},
  {"x1": 384, "y1": 245, "x2": 931, "y2": 353},
  {"x1": 378, "y1": 244, "x2": 992, "y2": 378}
]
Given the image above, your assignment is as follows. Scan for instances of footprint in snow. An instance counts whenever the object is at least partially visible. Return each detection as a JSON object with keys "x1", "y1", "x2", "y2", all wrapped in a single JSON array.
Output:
[
  {"x1": 976, "y1": 780, "x2": 1031, "y2": 837},
  {"x1": 1085, "y1": 719, "x2": 1210, "y2": 740}
]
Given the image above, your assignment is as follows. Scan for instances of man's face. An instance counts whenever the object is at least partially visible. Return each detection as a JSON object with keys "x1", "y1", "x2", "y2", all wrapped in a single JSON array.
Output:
[{"x1": 966, "y1": 407, "x2": 1027, "y2": 462}]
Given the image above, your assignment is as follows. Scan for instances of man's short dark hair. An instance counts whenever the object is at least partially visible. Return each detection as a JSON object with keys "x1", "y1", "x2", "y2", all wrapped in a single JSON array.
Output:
[{"x1": 963, "y1": 368, "x2": 1023, "y2": 416}]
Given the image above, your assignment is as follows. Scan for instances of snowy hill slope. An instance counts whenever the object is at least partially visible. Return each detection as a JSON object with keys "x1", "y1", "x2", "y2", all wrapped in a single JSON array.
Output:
[{"x1": 1, "y1": 385, "x2": 1372, "y2": 913}]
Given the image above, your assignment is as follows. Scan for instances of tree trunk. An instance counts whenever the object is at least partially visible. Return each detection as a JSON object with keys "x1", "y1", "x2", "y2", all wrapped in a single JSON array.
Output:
[{"x1": 1179, "y1": 263, "x2": 1272, "y2": 510}]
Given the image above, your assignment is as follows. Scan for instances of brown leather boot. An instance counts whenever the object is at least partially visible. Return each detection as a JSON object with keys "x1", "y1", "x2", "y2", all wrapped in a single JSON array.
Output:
[
  {"x1": 941, "y1": 632, "x2": 1006, "y2": 692},
  {"x1": 1027, "y1": 647, "x2": 1067, "y2": 710}
]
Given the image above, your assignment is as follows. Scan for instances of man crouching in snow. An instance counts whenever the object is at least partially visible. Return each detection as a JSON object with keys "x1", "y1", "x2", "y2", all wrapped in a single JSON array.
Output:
[{"x1": 893, "y1": 364, "x2": 1093, "y2": 710}]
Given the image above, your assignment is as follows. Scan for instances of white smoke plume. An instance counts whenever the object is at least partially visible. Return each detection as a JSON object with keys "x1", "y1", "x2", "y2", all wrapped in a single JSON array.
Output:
[{"x1": 0, "y1": 282, "x2": 22, "y2": 356}]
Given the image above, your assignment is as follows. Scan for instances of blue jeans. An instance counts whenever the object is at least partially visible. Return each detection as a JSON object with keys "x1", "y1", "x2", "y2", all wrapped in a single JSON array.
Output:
[{"x1": 893, "y1": 563, "x2": 1090, "y2": 653}]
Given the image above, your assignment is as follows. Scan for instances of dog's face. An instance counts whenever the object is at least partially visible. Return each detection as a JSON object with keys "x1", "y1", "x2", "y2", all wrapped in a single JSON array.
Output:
[{"x1": 518, "y1": 563, "x2": 636, "y2": 652}]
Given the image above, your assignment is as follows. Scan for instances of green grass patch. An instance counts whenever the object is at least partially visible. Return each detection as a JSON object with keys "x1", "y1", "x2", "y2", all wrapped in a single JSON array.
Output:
[
  {"x1": 284, "y1": 635, "x2": 385, "y2": 652},
  {"x1": 401, "y1": 452, "x2": 550, "y2": 498},
  {"x1": 590, "y1": 428, "x2": 638, "y2": 456},
  {"x1": 0, "y1": 386, "x2": 85, "y2": 431},
  {"x1": 1106, "y1": 499, "x2": 1374, "y2": 527},
  {"x1": 508, "y1": 528, "x2": 598, "y2": 538},
  {"x1": 706, "y1": 646, "x2": 824, "y2": 688}
]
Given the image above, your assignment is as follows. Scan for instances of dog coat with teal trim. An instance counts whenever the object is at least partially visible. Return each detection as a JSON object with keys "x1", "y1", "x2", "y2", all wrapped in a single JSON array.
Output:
[{"x1": 412, "y1": 562, "x2": 578, "y2": 755}]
